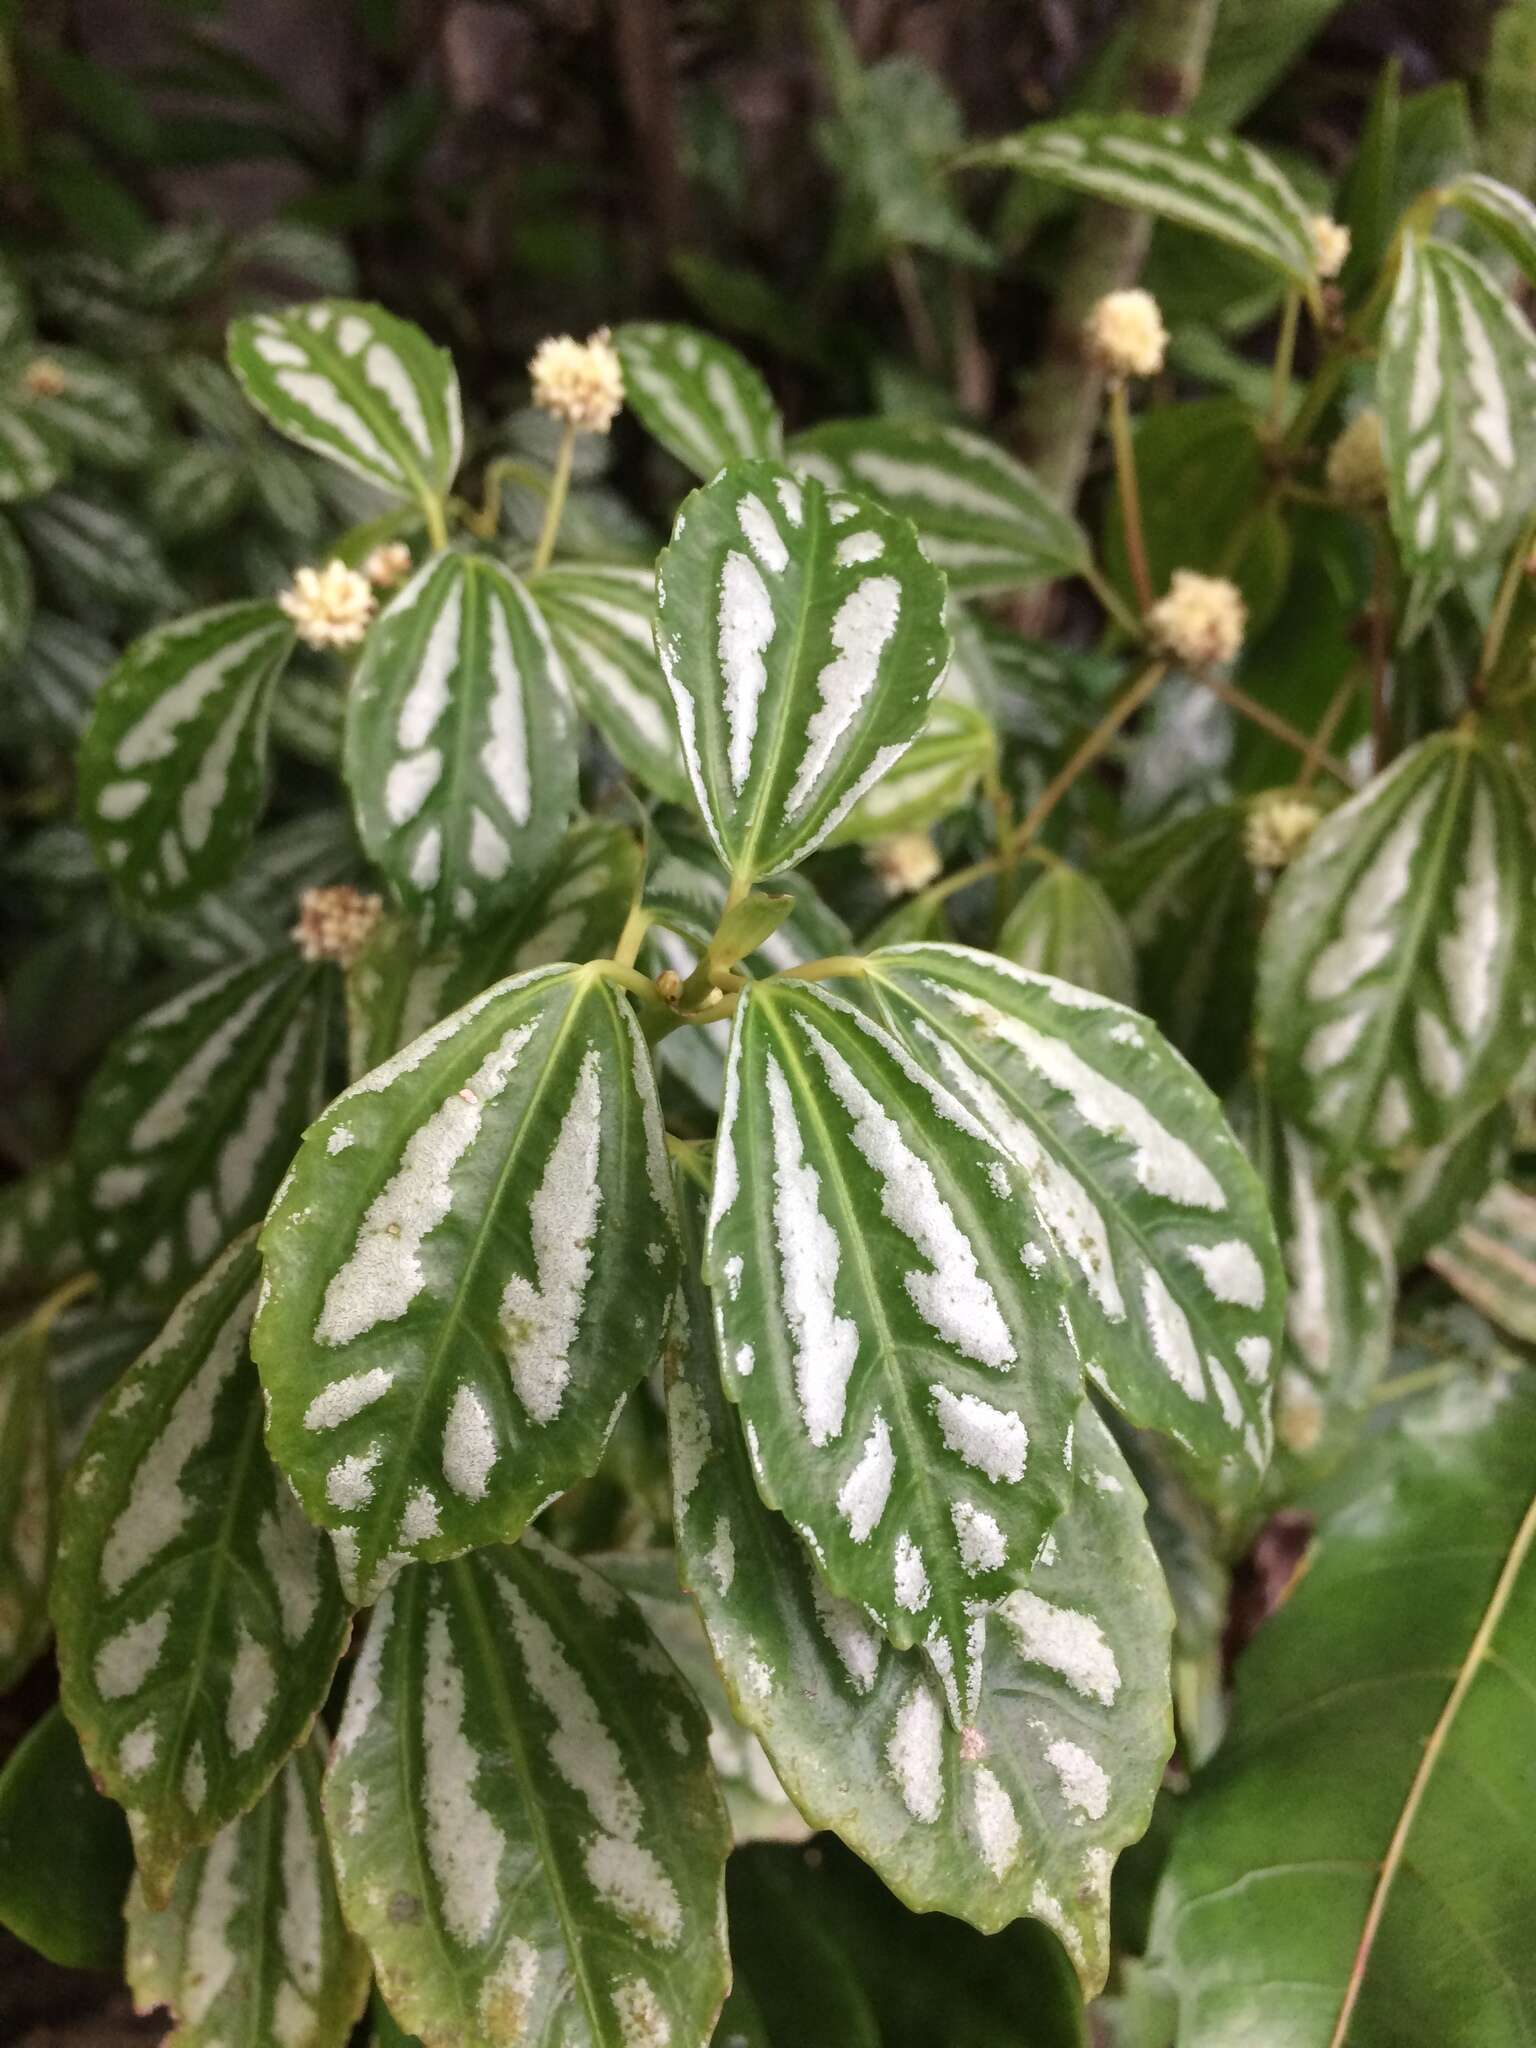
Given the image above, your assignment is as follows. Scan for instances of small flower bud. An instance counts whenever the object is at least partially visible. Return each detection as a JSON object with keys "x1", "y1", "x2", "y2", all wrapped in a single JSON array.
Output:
[
  {"x1": 1244, "y1": 791, "x2": 1323, "y2": 871},
  {"x1": 529, "y1": 328, "x2": 625, "y2": 434},
  {"x1": 363, "y1": 540, "x2": 413, "y2": 590},
  {"x1": 291, "y1": 885, "x2": 383, "y2": 968},
  {"x1": 1325, "y1": 409, "x2": 1388, "y2": 509},
  {"x1": 1084, "y1": 289, "x2": 1168, "y2": 380},
  {"x1": 1309, "y1": 215, "x2": 1351, "y2": 281},
  {"x1": 868, "y1": 831, "x2": 943, "y2": 899},
  {"x1": 1147, "y1": 569, "x2": 1246, "y2": 670},
  {"x1": 654, "y1": 968, "x2": 684, "y2": 1005},
  {"x1": 22, "y1": 356, "x2": 68, "y2": 399},
  {"x1": 279, "y1": 560, "x2": 376, "y2": 650}
]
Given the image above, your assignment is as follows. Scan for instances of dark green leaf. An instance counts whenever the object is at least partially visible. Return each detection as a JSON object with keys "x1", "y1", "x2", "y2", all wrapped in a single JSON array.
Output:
[
  {"x1": 0, "y1": 1704, "x2": 132, "y2": 1971},
  {"x1": 614, "y1": 323, "x2": 782, "y2": 480},
  {"x1": 997, "y1": 867, "x2": 1138, "y2": 1006},
  {"x1": 0, "y1": 1319, "x2": 58, "y2": 1691}
]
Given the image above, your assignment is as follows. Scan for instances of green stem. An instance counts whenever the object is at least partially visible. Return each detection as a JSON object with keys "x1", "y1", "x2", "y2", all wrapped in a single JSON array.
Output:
[
  {"x1": 772, "y1": 954, "x2": 871, "y2": 986},
  {"x1": 1475, "y1": 511, "x2": 1536, "y2": 702},
  {"x1": 1267, "y1": 287, "x2": 1301, "y2": 435},
  {"x1": 1084, "y1": 561, "x2": 1144, "y2": 640},
  {"x1": 421, "y1": 492, "x2": 449, "y2": 554},
  {"x1": 531, "y1": 421, "x2": 578, "y2": 575},
  {"x1": 26, "y1": 1271, "x2": 97, "y2": 1341},
  {"x1": 611, "y1": 901, "x2": 651, "y2": 970},
  {"x1": 1202, "y1": 674, "x2": 1353, "y2": 786},
  {"x1": 1109, "y1": 380, "x2": 1154, "y2": 614},
  {"x1": 1013, "y1": 659, "x2": 1167, "y2": 853}
]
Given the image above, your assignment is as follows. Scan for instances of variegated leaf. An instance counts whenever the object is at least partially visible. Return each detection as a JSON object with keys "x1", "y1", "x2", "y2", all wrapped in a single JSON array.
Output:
[
  {"x1": 16, "y1": 609, "x2": 114, "y2": 744},
  {"x1": 0, "y1": 511, "x2": 32, "y2": 670},
  {"x1": 79, "y1": 602, "x2": 297, "y2": 910},
  {"x1": 347, "y1": 553, "x2": 578, "y2": 943},
  {"x1": 790, "y1": 418, "x2": 1088, "y2": 595},
  {"x1": 0, "y1": 398, "x2": 69, "y2": 503},
  {"x1": 531, "y1": 562, "x2": 691, "y2": 803},
  {"x1": 228, "y1": 301, "x2": 463, "y2": 506},
  {"x1": 996, "y1": 867, "x2": 1138, "y2": 1006},
  {"x1": 145, "y1": 442, "x2": 249, "y2": 542},
  {"x1": 654, "y1": 458, "x2": 949, "y2": 885},
  {"x1": 962, "y1": 115, "x2": 1319, "y2": 288},
  {"x1": 1428, "y1": 1179, "x2": 1536, "y2": 1345},
  {"x1": 1234, "y1": 1088, "x2": 1396, "y2": 1494},
  {"x1": 1377, "y1": 1097, "x2": 1516, "y2": 1270},
  {"x1": 13, "y1": 347, "x2": 156, "y2": 470},
  {"x1": 1257, "y1": 732, "x2": 1536, "y2": 1172},
  {"x1": 125, "y1": 1732, "x2": 370, "y2": 2048},
  {"x1": 670, "y1": 1173, "x2": 1171, "y2": 1989},
  {"x1": 614, "y1": 322, "x2": 783, "y2": 480},
  {"x1": 74, "y1": 952, "x2": 331, "y2": 1304},
  {"x1": 1442, "y1": 173, "x2": 1536, "y2": 290},
  {"x1": 270, "y1": 662, "x2": 346, "y2": 767},
  {"x1": 1379, "y1": 236, "x2": 1536, "y2": 573},
  {"x1": 822, "y1": 696, "x2": 995, "y2": 845},
  {"x1": 54, "y1": 1239, "x2": 351, "y2": 1903},
  {"x1": 863, "y1": 946, "x2": 1283, "y2": 1495},
  {"x1": 254, "y1": 965, "x2": 677, "y2": 1603},
  {"x1": 47, "y1": 1298, "x2": 161, "y2": 1464},
  {"x1": 323, "y1": 1533, "x2": 731, "y2": 2048},
  {"x1": 348, "y1": 819, "x2": 641, "y2": 1075},
  {"x1": 706, "y1": 974, "x2": 1086, "y2": 1717},
  {"x1": 17, "y1": 485, "x2": 182, "y2": 613},
  {"x1": 0, "y1": 1319, "x2": 58, "y2": 1691},
  {"x1": 0, "y1": 1156, "x2": 85, "y2": 1305}
]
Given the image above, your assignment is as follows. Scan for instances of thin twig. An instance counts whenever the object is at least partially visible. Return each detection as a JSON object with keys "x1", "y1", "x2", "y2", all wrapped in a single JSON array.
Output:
[
  {"x1": 1109, "y1": 381, "x2": 1154, "y2": 612},
  {"x1": 1202, "y1": 674, "x2": 1354, "y2": 786},
  {"x1": 1297, "y1": 668, "x2": 1364, "y2": 790},
  {"x1": 1014, "y1": 660, "x2": 1167, "y2": 853},
  {"x1": 888, "y1": 247, "x2": 945, "y2": 379}
]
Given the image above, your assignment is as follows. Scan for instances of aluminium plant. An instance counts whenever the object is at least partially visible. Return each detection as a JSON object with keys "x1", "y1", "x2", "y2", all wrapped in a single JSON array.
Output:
[{"x1": 1, "y1": 91, "x2": 1536, "y2": 2048}]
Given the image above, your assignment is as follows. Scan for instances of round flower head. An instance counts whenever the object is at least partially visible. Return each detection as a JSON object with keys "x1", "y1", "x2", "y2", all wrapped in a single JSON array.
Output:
[
  {"x1": 363, "y1": 540, "x2": 413, "y2": 590},
  {"x1": 1147, "y1": 569, "x2": 1246, "y2": 670},
  {"x1": 1310, "y1": 214, "x2": 1351, "y2": 281},
  {"x1": 292, "y1": 885, "x2": 383, "y2": 969},
  {"x1": 1084, "y1": 289, "x2": 1168, "y2": 380},
  {"x1": 22, "y1": 356, "x2": 68, "y2": 400},
  {"x1": 869, "y1": 831, "x2": 943, "y2": 898},
  {"x1": 1244, "y1": 791, "x2": 1323, "y2": 871},
  {"x1": 279, "y1": 559, "x2": 376, "y2": 651},
  {"x1": 1325, "y1": 409, "x2": 1387, "y2": 509},
  {"x1": 529, "y1": 328, "x2": 624, "y2": 434}
]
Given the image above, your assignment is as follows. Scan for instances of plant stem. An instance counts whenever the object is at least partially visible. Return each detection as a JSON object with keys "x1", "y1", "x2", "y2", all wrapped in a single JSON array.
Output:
[
  {"x1": 1474, "y1": 513, "x2": 1536, "y2": 702},
  {"x1": 531, "y1": 421, "x2": 577, "y2": 575},
  {"x1": 1297, "y1": 668, "x2": 1364, "y2": 790},
  {"x1": 611, "y1": 901, "x2": 651, "y2": 970},
  {"x1": 773, "y1": 954, "x2": 870, "y2": 986},
  {"x1": 1084, "y1": 560, "x2": 1144, "y2": 640},
  {"x1": 888, "y1": 247, "x2": 945, "y2": 380},
  {"x1": 1109, "y1": 380, "x2": 1154, "y2": 614},
  {"x1": 1369, "y1": 540, "x2": 1392, "y2": 771},
  {"x1": 1013, "y1": 659, "x2": 1167, "y2": 854},
  {"x1": 1267, "y1": 287, "x2": 1301, "y2": 434},
  {"x1": 421, "y1": 492, "x2": 449, "y2": 554},
  {"x1": 1201, "y1": 674, "x2": 1353, "y2": 785},
  {"x1": 26, "y1": 1270, "x2": 97, "y2": 1340}
]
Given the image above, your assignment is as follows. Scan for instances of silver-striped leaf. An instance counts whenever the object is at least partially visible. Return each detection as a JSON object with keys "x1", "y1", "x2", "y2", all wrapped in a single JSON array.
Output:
[
  {"x1": 47, "y1": 1297, "x2": 161, "y2": 1465},
  {"x1": 53, "y1": 1239, "x2": 351, "y2": 1903},
  {"x1": 654, "y1": 458, "x2": 949, "y2": 885},
  {"x1": 125, "y1": 1732, "x2": 370, "y2": 2048},
  {"x1": 17, "y1": 485, "x2": 182, "y2": 614},
  {"x1": 530, "y1": 562, "x2": 692, "y2": 803},
  {"x1": 79, "y1": 602, "x2": 297, "y2": 910},
  {"x1": 0, "y1": 398, "x2": 69, "y2": 503},
  {"x1": 1377, "y1": 1097, "x2": 1516, "y2": 1271},
  {"x1": 1428, "y1": 1179, "x2": 1536, "y2": 1345},
  {"x1": 706, "y1": 974, "x2": 1086, "y2": 1719},
  {"x1": 145, "y1": 442, "x2": 250, "y2": 543},
  {"x1": 323, "y1": 1533, "x2": 732, "y2": 2048},
  {"x1": 1442, "y1": 173, "x2": 1536, "y2": 290},
  {"x1": 962, "y1": 115, "x2": 1319, "y2": 289},
  {"x1": 822, "y1": 696, "x2": 995, "y2": 846},
  {"x1": 997, "y1": 867, "x2": 1138, "y2": 1006},
  {"x1": 74, "y1": 951, "x2": 331, "y2": 1305},
  {"x1": 347, "y1": 819, "x2": 642, "y2": 1076},
  {"x1": 0, "y1": 511, "x2": 32, "y2": 670},
  {"x1": 0, "y1": 1320, "x2": 58, "y2": 1691},
  {"x1": 254, "y1": 964, "x2": 677, "y2": 1604},
  {"x1": 15, "y1": 347, "x2": 156, "y2": 470},
  {"x1": 228, "y1": 301, "x2": 463, "y2": 506},
  {"x1": 614, "y1": 321, "x2": 783, "y2": 481},
  {"x1": 863, "y1": 945, "x2": 1283, "y2": 1496},
  {"x1": 0, "y1": 1155, "x2": 85, "y2": 1305},
  {"x1": 1257, "y1": 731, "x2": 1536, "y2": 1172},
  {"x1": 790, "y1": 418, "x2": 1089, "y2": 595},
  {"x1": 671, "y1": 1174, "x2": 1171, "y2": 1989},
  {"x1": 1378, "y1": 236, "x2": 1536, "y2": 573},
  {"x1": 347, "y1": 553, "x2": 578, "y2": 944},
  {"x1": 15, "y1": 609, "x2": 114, "y2": 745}
]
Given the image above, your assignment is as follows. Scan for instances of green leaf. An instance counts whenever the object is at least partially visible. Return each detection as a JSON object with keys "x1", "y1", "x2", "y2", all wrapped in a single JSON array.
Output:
[
  {"x1": 54, "y1": 1238, "x2": 351, "y2": 1903},
  {"x1": 47, "y1": 1296, "x2": 161, "y2": 1464},
  {"x1": 17, "y1": 484, "x2": 182, "y2": 613},
  {"x1": 347, "y1": 819, "x2": 641, "y2": 1074},
  {"x1": 324, "y1": 1534, "x2": 731, "y2": 2048},
  {"x1": 346, "y1": 553, "x2": 578, "y2": 944},
  {"x1": 671, "y1": 1173, "x2": 1171, "y2": 1988},
  {"x1": 145, "y1": 441, "x2": 250, "y2": 541},
  {"x1": 1378, "y1": 236, "x2": 1536, "y2": 573},
  {"x1": 1427, "y1": 1179, "x2": 1536, "y2": 1344},
  {"x1": 0, "y1": 1704, "x2": 132, "y2": 1970},
  {"x1": 791, "y1": 418, "x2": 1089, "y2": 595},
  {"x1": 1257, "y1": 732, "x2": 1536, "y2": 1172},
  {"x1": 0, "y1": 1319, "x2": 58, "y2": 1691},
  {"x1": 0, "y1": 1156, "x2": 86, "y2": 1305},
  {"x1": 16, "y1": 608, "x2": 115, "y2": 745},
  {"x1": 1375, "y1": 1096, "x2": 1515, "y2": 1269},
  {"x1": 15, "y1": 347, "x2": 156, "y2": 470},
  {"x1": 1150, "y1": 1372, "x2": 1536, "y2": 2046},
  {"x1": 963, "y1": 116, "x2": 1320, "y2": 290},
  {"x1": 717, "y1": 1848, "x2": 880, "y2": 2047},
  {"x1": 0, "y1": 509, "x2": 33, "y2": 669},
  {"x1": 254, "y1": 964, "x2": 677, "y2": 1604},
  {"x1": 705, "y1": 972, "x2": 1086, "y2": 1716},
  {"x1": 613, "y1": 322, "x2": 783, "y2": 480},
  {"x1": 654, "y1": 457, "x2": 949, "y2": 886},
  {"x1": 531, "y1": 562, "x2": 692, "y2": 804},
  {"x1": 0, "y1": 396, "x2": 70, "y2": 502},
  {"x1": 229, "y1": 300, "x2": 462, "y2": 506},
  {"x1": 818, "y1": 52, "x2": 992, "y2": 268},
  {"x1": 863, "y1": 946, "x2": 1282, "y2": 1495},
  {"x1": 79, "y1": 601, "x2": 296, "y2": 910},
  {"x1": 74, "y1": 951, "x2": 331, "y2": 1305},
  {"x1": 822, "y1": 696, "x2": 995, "y2": 845},
  {"x1": 0, "y1": 250, "x2": 33, "y2": 352},
  {"x1": 1441, "y1": 171, "x2": 1536, "y2": 283},
  {"x1": 125, "y1": 1731, "x2": 370, "y2": 2048},
  {"x1": 997, "y1": 867, "x2": 1139, "y2": 1006}
]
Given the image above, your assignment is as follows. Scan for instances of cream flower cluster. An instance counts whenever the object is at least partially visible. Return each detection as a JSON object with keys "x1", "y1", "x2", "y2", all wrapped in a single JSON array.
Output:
[
  {"x1": 1084, "y1": 289, "x2": 1168, "y2": 380},
  {"x1": 1326, "y1": 409, "x2": 1387, "y2": 508},
  {"x1": 291, "y1": 885, "x2": 384, "y2": 969},
  {"x1": 529, "y1": 328, "x2": 625, "y2": 433},
  {"x1": 1243, "y1": 791, "x2": 1323, "y2": 871},
  {"x1": 1309, "y1": 214, "x2": 1351, "y2": 280},
  {"x1": 279, "y1": 560, "x2": 376, "y2": 650},
  {"x1": 869, "y1": 831, "x2": 943, "y2": 898},
  {"x1": 1147, "y1": 570, "x2": 1246, "y2": 670},
  {"x1": 22, "y1": 356, "x2": 68, "y2": 399},
  {"x1": 363, "y1": 540, "x2": 413, "y2": 590}
]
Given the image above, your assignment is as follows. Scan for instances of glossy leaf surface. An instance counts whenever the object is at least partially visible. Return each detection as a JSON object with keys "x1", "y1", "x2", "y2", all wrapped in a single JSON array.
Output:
[
  {"x1": 0, "y1": 1704, "x2": 132, "y2": 1971},
  {"x1": 997, "y1": 867, "x2": 1138, "y2": 1006},
  {"x1": 614, "y1": 321, "x2": 782, "y2": 480}
]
